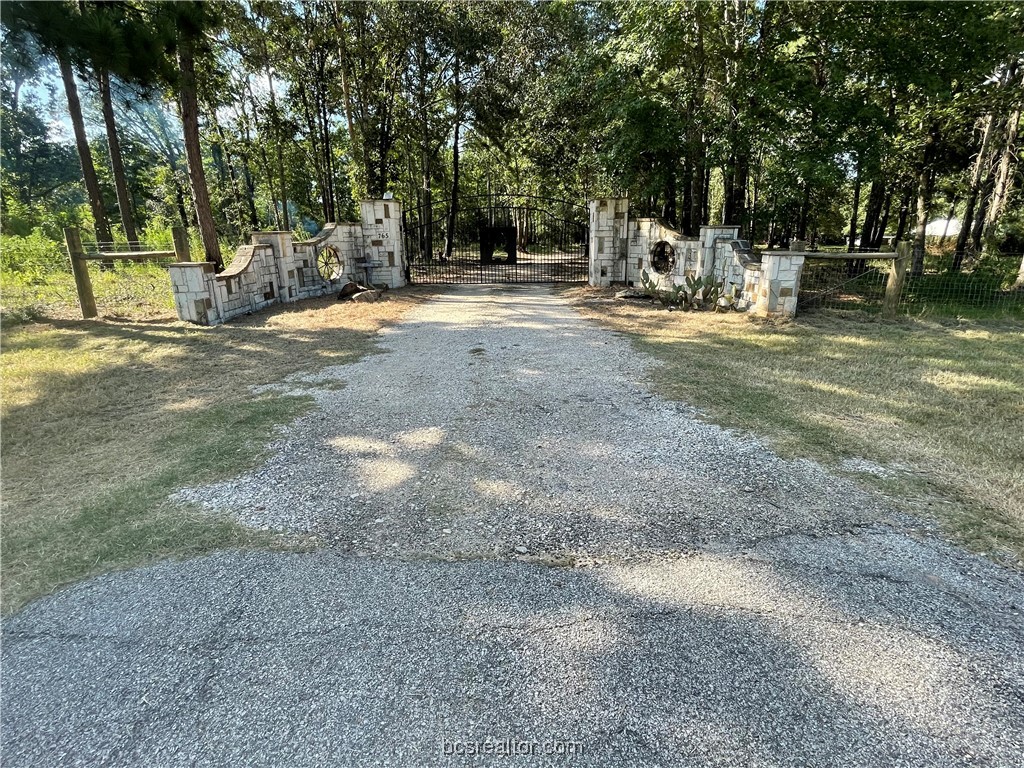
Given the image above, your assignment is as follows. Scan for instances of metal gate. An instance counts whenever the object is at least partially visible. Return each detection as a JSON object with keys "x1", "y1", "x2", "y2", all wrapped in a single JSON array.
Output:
[{"x1": 401, "y1": 193, "x2": 588, "y2": 284}]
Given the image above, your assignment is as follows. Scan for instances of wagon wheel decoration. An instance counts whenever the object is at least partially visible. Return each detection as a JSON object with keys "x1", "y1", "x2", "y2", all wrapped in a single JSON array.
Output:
[{"x1": 316, "y1": 244, "x2": 344, "y2": 282}]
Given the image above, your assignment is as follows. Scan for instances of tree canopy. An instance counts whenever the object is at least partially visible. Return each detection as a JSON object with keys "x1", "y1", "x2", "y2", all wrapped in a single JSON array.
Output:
[{"x1": 2, "y1": 0, "x2": 1023, "y2": 268}]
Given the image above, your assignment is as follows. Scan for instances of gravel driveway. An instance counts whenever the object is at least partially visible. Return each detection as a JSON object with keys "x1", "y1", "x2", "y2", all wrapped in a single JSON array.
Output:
[{"x1": 4, "y1": 285, "x2": 1023, "y2": 767}]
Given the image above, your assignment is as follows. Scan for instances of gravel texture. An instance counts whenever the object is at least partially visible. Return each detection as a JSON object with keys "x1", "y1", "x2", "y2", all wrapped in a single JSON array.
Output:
[
  {"x1": 4, "y1": 284, "x2": 1024, "y2": 767},
  {"x1": 178, "y1": 284, "x2": 905, "y2": 559}
]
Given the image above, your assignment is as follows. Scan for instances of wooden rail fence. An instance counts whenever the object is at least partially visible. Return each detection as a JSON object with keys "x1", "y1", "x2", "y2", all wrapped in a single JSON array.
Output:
[{"x1": 64, "y1": 226, "x2": 191, "y2": 319}]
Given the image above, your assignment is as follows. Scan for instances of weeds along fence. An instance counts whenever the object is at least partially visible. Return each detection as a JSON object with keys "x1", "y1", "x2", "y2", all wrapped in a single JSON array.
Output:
[
  {"x1": 0, "y1": 228, "x2": 188, "y2": 321},
  {"x1": 797, "y1": 245, "x2": 1024, "y2": 319}
]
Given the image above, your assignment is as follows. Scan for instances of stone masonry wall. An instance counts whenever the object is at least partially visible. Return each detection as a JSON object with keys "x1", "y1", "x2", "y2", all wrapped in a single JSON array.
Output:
[
  {"x1": 169, "y1": 262, "x2": 220, "y2": 325},
  {"x1": 712, "y1": 240, "x2": 761, "y2": 307},
  {"x1": 588, "y1": 198, "x2": 629, "y2": 286},
  {"x1": 169, "y1": 199, "x2": 406, "y2": 325},
  {"x1": 359, "y1": 200, "x2": 405, "y2": 288},
  {"x1": 584, "y1": 197, "x2": 806, "y2": 316},
  {"x1": 619, "y1": 217, "x2": 761, "y2": 308},
  {"x1": 626, "y1": 219, "x2": 701, "y2": 288},
  {"x1": 752, "y1": 252, "x2": 805, "y2": 318}
]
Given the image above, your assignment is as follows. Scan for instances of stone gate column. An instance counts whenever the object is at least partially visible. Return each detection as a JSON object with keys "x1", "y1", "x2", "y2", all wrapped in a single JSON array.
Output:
[
  {"x1": 588, "y1": 198, "x2": 629, "y2": 287},
  {"x1": 753, "y1": 250, "x2": 806, "y2": 318},
  {"x1": 359, "y1": 199, "x2": 406, "y2": 288}
]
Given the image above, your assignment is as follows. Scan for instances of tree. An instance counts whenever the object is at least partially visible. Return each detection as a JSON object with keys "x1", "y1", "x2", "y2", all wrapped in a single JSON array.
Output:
[
  {"x1": 171, "y1": 2, "x2": 222, "y2": 267},
  {"x1": 0, "y1": 38, "x2": 83, "y2": 236},
  {"x1": 2, "y1": 2, "x2": 114, "y2": 243},
  {"x1": 97, "y1": 68, "x2": 137, "y2": 244}
]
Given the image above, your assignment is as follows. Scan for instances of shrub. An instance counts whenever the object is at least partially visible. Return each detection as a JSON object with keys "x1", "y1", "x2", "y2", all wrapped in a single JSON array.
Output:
[{"x1": 0, "y1": 230, "x2": 69, "y2": 280}]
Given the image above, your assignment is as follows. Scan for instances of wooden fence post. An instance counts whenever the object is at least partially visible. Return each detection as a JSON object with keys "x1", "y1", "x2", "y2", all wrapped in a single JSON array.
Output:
[
  {"x1": 172, "y1": 226, "x2": 191, "y2": 262},
  {"x1": 64, "y1": 227, "x2": 97, "y2": 319},
  {"x1": 883, "y1": 240, "x2": 911, "y2": 319}
]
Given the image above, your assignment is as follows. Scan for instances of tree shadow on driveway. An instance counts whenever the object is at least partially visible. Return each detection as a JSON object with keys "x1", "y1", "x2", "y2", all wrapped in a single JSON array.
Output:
[{"x1": 2, "y1": 547, "x2": 1022, "y2": 767}]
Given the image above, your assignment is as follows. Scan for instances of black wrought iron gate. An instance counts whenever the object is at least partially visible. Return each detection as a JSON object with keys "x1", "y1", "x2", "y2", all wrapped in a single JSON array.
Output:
[{"x1": 401, "y1": 193, "x2": 588, "y2": 284}]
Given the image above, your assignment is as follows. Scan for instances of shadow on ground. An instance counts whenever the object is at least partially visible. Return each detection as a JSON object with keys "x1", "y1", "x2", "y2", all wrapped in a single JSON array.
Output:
[{"x1": 3, "y1": 286, "x2": 1023, "y2": 767}]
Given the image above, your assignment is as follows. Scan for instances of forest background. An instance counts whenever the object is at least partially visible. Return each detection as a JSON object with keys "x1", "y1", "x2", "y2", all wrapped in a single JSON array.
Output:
[{"x1": 2, "y1": 0, "x2": 1023, "y2": 293}]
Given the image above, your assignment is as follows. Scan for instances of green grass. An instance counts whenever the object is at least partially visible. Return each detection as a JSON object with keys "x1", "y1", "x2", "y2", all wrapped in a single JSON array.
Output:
[
  {"x1": 0, "y1": 290, "x2": 432, "y2": 613},
  {"x1": 2, "y1": 261, "x2": 176, "y2": 323},
  {"x1": 2, "y1": 397, "x2": 311, "y2": 614},
  {"x1": 566, "y1": 287, "x2": 1024, "y2": 564}
]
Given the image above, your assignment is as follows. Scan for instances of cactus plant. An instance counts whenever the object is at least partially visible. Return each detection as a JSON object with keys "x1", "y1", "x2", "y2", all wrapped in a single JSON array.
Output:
[{"x1": 640, "y1": 269, "x2": 737, "y2": 311}]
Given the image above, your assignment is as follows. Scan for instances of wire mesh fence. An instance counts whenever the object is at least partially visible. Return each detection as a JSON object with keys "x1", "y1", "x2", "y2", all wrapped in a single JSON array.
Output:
[
  {"x1": 797, "y1": 257, "x2": 893, "y2": 314},
  {"x1": 796, "y1": 252, "x2": 1023, "y2": 319},
  {"x1": 1, "y1": 236, "x2": 177, "y2": 321}
]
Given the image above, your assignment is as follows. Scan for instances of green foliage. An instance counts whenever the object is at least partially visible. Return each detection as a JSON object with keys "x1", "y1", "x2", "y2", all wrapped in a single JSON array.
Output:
[
  {"x1": 2, "y1": 0, "x2": 1023, "y2": 263},
  {"x1": 639, "y1": 269, "x2": 734, "y2": 312},
  {"x1": 0, "y1": 230, "x2": 67, "y2": 277},
  {"x1": 988, "y1": 204, "x2": 1024, "y2": 254},
  {"x1": 0, "y1": 229, "x2": 179, "y2": 323}
]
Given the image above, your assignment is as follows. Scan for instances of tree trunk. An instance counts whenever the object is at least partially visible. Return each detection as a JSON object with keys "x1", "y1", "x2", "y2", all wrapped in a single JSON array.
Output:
[
  {"x1": 236, "y1": 118, "x2": 261, "y2": 229},
  {"x1": 662, "y1": 167, "x2": 676, "y2": 226},
  {"x1": 689, "y1": 143, "x2": 705, "y2": 235},
  {"x1": 983, "y1": 101, "x2": 1021, "y2": 241},
  {"x1": 177, "y1": 34, "x2": 223, "y2": 269},
  {"x1": 333, "y1": 3, "x2": 368, "y2": 200},
  {"x1": 911, "y1": 119, "x2": 940, "y2": 275},
  {"x1": 444, "y1": 119, "x2": 460, "y2": 261},
  {"x1": 847, "y1": 161, "x2": 862, "y2": 253},
  {"x1": 911, "y1": 166, "x2": 933, "y2": 276},
  {"x1": 242, "y1": 77, "x2": 279, "y2": 229},
  {"x1": 98, "y1": 69, "x2": 138, "y2": 247},
  {"x1": 680, "y1": 161, "x2": 693, "y2": 235},
  {"x1": 173, "y1": 169, "x2": 190, "y2": 229},
  {"x1": 728, "y1": 153, "x2": 748, "y2": 235},
  {"x1": 419, "y1": 138, "x2": 431, "y2": 261},
  {"x1": 10, "y1": 76, "x2": 23, "y2": 177},
  {"x1": 722, "y1": 155, "x2": 735, "y2": 225},
  {"x1": 58, "y1": 54, "x2": 112, "y2": 245},
  {"x1": 894, "y1": 188, "x2": 912, "y2": 243},
  {"x1": 319, "y1": 71, "x2": 337, "y2": 222},
  {"x1": 797, "y1": 184, "x2": 811, "y2": 241},
  {"x1": 953, "y1": 114, "x2": 996, "y2": 269},
  {"x1": 241, "y1": 162, "x2": 260, "y2": 229},
  {"x1": 872, "y1": 190, "x2": 892, "y2": 248},
  {"x1": 858, "y1": 180, "x2": 884, "y2": 249},
  {"x1": 444, "y1": 58, "x2": 461, "y2": 262},
  {"x1": 266, "y1": 68, "x2": 289, "y2": 231},
  {"x1": 970, "y1": 162, "x2": 996, "y2": 252},
  {"x1": 938, "y1": 198, "x2": 957, "y2": 246},
  {"x1": 702, "y1": 166, "x2": 711, "y2": 225},
  {"x1": 298, "y1": 82, "x2": 329, "y2": 223},
  {"x1": 207, "y1": 103, "x2": 249, "y2": 238}
]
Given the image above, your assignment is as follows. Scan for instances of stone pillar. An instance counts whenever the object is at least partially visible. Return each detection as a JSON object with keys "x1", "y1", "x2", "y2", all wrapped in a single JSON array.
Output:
[
  {"x1": 698, "y1": 225, "x2": 740, "y2": 278},
  {"x1": 588, "y1": 198, "x2": 629, "y2": 287},
  {"x1": 251, "y1": 231, "x2": 295, "y2": 302},
  {"x1": 169, "y1": 261, "x2": 219, "y2": 324},
  {"x1": 752, "y1": 251, "x2": 806, "y2": 318},
  {"x1": 360, "y1": 199, "x2": 406, "y2": 289}
]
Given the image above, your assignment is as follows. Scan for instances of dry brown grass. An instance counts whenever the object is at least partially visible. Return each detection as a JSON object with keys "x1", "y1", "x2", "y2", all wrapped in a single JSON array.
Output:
[
  {"x1": 1, "y1": 288, "x2": 435, "y2": 612},
  {"x1": 563, "y1": 286, "x2": 1024, "y2": 564}
]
